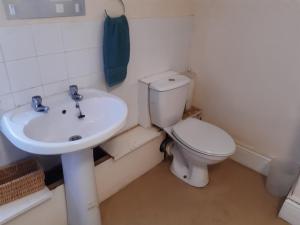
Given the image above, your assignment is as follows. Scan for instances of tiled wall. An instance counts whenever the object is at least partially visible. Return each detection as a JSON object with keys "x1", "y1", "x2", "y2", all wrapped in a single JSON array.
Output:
[
  {"x1": 0, "y1": 21, "x2": 104, "y2": 110},
  {"x1": 0, "y1": 16, "x2": 193, "y2": 166}
]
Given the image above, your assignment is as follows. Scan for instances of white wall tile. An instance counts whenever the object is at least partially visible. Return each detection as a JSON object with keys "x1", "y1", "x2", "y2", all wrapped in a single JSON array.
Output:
[
  {"x1": 66, "y1": 48, "x2": 101, "y2": 78},
  {"x1": 69, "y1": 73, "x2": 106, "y2": 91},
  {"x1": 127, "y1": 19, "x2": 170, "y2": 81},
  {"x1": 0, "y1": 94, "x2": 15, "y2": 113},
  {"x1": 62, "y1": 21, "x2": 101, "y2": 51},
  {"x1": 0, "y1": 48, "x2": 4, "y2": 62},
  {"x1": 89, "y1": 73, "x2": 107, "y2": 91},
  {"x1": 13, "y1": 87, "x2": 44, "y2": 106},
  {"x1": 32, "y1": 23, "x2": 64, "y2": 55},
  {"x1": 109, "y1": 82, "x2": 139, "y2": 130},
  {"x1": 0, "y1": 63, "x2": 10, "y2": 95},
  {"x1": 0, "y1": 26, "x2": 36, "y2": 61},
  {"x1": 6, "y1": 58, "x2": 42, "y2": 92},
  {"x1": 69, "y1": 75, "x2": 94, "y2": 89},
  {"x1": 43, "y1": 80, "x2": 68, "y2": 97},
  {"x1": 38, "y1": 53, "x2": 68, "y2": 84}
]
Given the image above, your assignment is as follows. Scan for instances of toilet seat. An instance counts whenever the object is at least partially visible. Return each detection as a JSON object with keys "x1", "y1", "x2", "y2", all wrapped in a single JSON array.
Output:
[{"x1": 172, "y1": 118, "x2": 235, "y2": 157}]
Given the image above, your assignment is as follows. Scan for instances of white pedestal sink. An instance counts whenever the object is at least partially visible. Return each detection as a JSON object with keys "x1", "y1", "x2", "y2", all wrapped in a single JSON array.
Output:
[{"x1": 0, "y1": 89, "x2": 128, "y2": 225}]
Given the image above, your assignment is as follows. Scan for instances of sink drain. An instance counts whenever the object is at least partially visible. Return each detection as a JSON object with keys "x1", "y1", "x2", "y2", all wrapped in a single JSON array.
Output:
[{"x1": 69, "y1": 135, "x2": 82, "y2": 142}]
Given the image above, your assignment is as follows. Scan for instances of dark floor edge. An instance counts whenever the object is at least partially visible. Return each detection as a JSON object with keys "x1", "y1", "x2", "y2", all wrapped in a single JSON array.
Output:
[{"x1": 45, "y1": 146, "x2": 111, "y2": 190}]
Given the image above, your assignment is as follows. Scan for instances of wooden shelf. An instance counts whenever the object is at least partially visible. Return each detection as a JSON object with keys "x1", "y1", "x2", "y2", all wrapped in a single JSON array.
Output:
[{"x1": 183, "y1": 106, "x2": 202, "y2": 120}]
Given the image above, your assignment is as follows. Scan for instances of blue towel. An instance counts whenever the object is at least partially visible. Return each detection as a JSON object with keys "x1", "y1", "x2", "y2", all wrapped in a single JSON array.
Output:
[{"x1": 103, "y1": 15, "x2": 130, "y2": 87}]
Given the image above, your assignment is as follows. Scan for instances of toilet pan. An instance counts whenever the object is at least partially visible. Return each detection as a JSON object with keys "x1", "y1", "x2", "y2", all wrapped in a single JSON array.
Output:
[
  {"x1": 165, "y1": 118, "x2": 236, "y2": 187},
  {"x1": 144, "y1": 71, "x2": 236, "y2": 187}
]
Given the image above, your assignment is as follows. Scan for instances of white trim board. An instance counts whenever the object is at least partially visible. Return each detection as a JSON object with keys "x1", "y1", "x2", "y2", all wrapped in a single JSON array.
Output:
[
  {"x1": 0, "y1": 188, "x2": 53, "y2": 225},
  {"x1": 279, "y1": 198, "x2": 300, "y2": 225},
  {"x1": 230, "y1": 142, "x2": 271, "y2": 176},
  {"x1": 101, "y1": 126, "x2": 162, "y2": 160},
  {"x1": 279, "y1": 177, "x2": 300, "y2": 225}
]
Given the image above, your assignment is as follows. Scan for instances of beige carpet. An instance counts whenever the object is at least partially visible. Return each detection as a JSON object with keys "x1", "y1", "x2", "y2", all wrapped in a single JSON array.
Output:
[{"x1": 100, "y1": 159, "x2": 288, "y2": 225}]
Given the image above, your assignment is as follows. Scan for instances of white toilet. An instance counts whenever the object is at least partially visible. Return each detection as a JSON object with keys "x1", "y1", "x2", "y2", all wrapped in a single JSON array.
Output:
[{"x1": 148, "y1": 73, "x2": 236, "y2": 187}]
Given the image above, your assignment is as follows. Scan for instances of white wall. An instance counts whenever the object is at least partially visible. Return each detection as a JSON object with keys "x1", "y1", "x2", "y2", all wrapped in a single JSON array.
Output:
[
  {"x1": 190, "y1": 0, "x2": 300, "y2": 160},
  {"x1": 0, "y1": 2, "x2": 193, "y2": 166}
]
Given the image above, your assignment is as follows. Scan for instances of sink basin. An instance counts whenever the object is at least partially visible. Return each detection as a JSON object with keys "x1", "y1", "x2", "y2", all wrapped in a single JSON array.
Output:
[
  {"x1": 1, "y1": 89, "x2": 127, "y2": 155},
  {"x1": 0, "y1": 88, "x2": 128, "y2": 225}
]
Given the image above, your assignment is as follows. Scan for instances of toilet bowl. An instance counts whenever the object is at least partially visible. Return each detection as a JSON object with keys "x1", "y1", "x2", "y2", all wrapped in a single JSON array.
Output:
[
  {"x1": 165, "y1": 118, "x2": 235, "y2": 187},
  {"x1": 141, "y1": 71, "x2": 236, "y2": 187}
]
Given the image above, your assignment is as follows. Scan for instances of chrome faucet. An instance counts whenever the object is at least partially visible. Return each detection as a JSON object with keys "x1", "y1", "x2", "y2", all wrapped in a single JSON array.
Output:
[
  {"x1": 31, "y1": 96, "x2": 49, "y2": 113},
  {"x1": 69, "y1": 85, "x2": 83, "y2": 101}
]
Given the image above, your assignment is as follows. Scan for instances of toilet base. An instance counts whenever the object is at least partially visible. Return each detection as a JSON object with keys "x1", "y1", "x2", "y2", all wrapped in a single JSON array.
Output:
[{"x1": 170, "y1": 145, "x2": 209, "y2": 187}]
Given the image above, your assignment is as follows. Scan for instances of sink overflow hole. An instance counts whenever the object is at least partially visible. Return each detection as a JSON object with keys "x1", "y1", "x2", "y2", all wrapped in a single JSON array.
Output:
[
  {"x1": 62, "y1": 110, "x2": 67, "y2": 114},
  {"x1": 69, "y1": 135, "x2": 82, "y2": 142}
]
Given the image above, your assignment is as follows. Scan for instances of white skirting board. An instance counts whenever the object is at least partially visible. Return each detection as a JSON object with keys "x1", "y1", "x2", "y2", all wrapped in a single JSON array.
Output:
[
  {"x1": 279, "y1": 175, "x2": 300, "y2": 225},
  {"x1": 230, "y1": 142, "x2": 271, "y2": 176},
  {"x1": 3, "y1": 186, "x2": 67, "y2": 225},
  {"x1": 279, "y1": 198, "x2": 300, "y2": 225},
  {"x1": 0, "y1": 188, "x2": 53, "y2": 225}
]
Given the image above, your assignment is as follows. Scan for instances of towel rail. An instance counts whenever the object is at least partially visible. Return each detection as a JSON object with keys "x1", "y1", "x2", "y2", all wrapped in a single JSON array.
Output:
[{"x1": 105, "y1": 0, "x2": 125, "y2": 17}]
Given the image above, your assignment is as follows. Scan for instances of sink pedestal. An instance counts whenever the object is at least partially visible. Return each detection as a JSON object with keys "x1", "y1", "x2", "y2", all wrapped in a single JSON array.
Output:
[
  {"x1": 61, "y1": 149, "x2": 101, "y2": 225},
  {"x1": 0, "y1": 89, "x2": 128, "y2": 225}
]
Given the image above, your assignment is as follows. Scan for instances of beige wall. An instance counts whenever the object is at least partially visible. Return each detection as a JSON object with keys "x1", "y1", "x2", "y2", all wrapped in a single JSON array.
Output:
[
  {"x1": 190, "y1": 0, "x2": 300, "y2": 159},
  {"x1": 0, "y1": 0, "x2": 193, "y2": 26}
]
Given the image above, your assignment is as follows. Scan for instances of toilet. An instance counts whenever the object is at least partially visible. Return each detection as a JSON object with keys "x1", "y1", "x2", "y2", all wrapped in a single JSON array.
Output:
[{"x1": 147, "y1": 72, "x2": 236, "y2": 187}]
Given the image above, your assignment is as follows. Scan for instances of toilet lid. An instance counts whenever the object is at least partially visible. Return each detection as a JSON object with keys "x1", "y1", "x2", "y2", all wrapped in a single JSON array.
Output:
[{"x1": 172, "y1": 118, "x2": 235, "y2": 157}]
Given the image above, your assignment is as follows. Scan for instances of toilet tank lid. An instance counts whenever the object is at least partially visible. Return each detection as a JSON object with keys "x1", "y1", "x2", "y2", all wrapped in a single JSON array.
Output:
[{"x1": 149, "y1": 75, "x2": 190, "y2": 92}]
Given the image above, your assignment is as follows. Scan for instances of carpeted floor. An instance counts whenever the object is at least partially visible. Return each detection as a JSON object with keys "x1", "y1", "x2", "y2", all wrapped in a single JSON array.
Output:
[{"x1": 100, "y1": 159, "x2": 288, "y2": 225}]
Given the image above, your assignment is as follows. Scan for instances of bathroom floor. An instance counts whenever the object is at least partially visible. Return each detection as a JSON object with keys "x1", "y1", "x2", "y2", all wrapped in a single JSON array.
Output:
[{"x1": 100, "y1": 159, "x2": 288, "y2": 225}]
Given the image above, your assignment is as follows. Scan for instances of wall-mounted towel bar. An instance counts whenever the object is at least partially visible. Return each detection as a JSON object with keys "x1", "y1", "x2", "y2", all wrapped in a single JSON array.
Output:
[{"x1": 105, "y1": 0, "x2": 125, "y2": 17}]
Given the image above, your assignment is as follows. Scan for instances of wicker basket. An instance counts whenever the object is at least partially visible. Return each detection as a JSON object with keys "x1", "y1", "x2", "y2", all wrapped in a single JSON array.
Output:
[{"x1": 0, "y1": 158, "x2": 45, "y2": 205}]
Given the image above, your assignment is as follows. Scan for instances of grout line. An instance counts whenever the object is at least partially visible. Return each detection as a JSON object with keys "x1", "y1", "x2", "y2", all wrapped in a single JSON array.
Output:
[
  {"x1": 0, "y1": 17, "x2": 192, "y2": 109},
  {"x1": 2, "y1": 46, "x2": 100, "y2": 63},
  {"x1": 1, "y1": 50, "x2": 16, "y2": 108}
]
